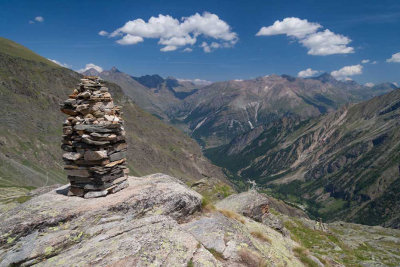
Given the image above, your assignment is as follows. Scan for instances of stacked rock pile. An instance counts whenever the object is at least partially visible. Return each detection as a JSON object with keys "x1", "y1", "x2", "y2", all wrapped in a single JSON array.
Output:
[{"x1": 60, "y1": 76, "x2": 129, "y2": 198}]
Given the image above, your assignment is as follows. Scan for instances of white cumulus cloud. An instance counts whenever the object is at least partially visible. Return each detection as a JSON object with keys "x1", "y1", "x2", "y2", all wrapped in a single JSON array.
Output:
[
  {"x1": 364, "y1": 82, "x2": 375, "y2": 87},
  {"x1": 104, "y1": 12, "x2": 238, "y2": 52},
  {"x1": 47, "y1": 58, "x2": 70, "y2": 68},
  {"x1": 386, "y1": 52, "x2": 400, "y2": 63},
  {"x1": 300, "y1": 30, "x2": 353, "y2": 56},
  {"x1": 78, "y1": 63, "x2": 103, "y2": 73},
  {"x1": 116, "y1": 34, "x2": 144, "y2": 45},
  {"x1": 200, "y1": 42, "x2": 211, "y2": 53},
  {"x1": 297, "y1": 68, "x2": 320, "y2": 78},
  {"x1": 160, "y1": 45, "x2": 177, "y2": 52},
  {"x1": 183, "y1": 47, "x2": 193, "y2": 52},
  {"x1": 29, "y1": 16, "x2": 44, "y2": 24},
  {"x1": 256, "y1": 17, "x2": 321, "y2": 38},
  {"x1": 362, "y1": 59, "x2": 378, "y2": 64},
  {"x1": 35, "y1": 16, "x2": 44, "y2": 22},
  {"x1": 98, "y1": 30, "x2": 109, "y2": 36},
  {"x1": 200, "y1": 41, "x2": 222, "y2": 53},
  {"x1": 178, "y1": 78, "x2": 212, "y2": 86},
  {"x1": 256, "y1": 17, "x2": 354, "y2": 56},
  {"x1": 331, "y1": 64, "x2": 363, "y2": 80}
]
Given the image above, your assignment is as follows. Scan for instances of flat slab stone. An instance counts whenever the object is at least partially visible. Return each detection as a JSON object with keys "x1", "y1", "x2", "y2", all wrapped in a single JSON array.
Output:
[
  {"x1": 109, "y1": 151, "x2": 126, "y2": 162},
  {"x1": 74, "y1": 124, "x2": 122, "y2": 133},
  {"x1": 65, "y1": 168, "x2": 90, "y2": 178},
  {"x1": 62, "y1": 152, "x2": 82, "y2": 161},
  {"x1": 84, "y1": 190, "x2": 108, "y2": 199},
  {"x1": 84, "y1": 150, "x2": 108, "y2": 161}
]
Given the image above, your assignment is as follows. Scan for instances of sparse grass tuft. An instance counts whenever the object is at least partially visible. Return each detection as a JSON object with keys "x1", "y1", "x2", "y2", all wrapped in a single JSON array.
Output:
[
  {"x1": 293, "y1": 246, "x2": 308, "y2": 255},
  {"x1": 250, "y1": 231, "x2": 271, "y2": 243},
  {"x1": 219, "y1": 209, "x2": 246, "y2": 224},
  {"x1": 205, "y1": 247, "x2": 224, "y2": 261},
  {"x1": 201, "y1": 196, "x2": 216, "y2": 212},
  {"x1": 238, "y1": 248, "x2": 268, "y2": 267},
  {"x1": 269, "y1": 208, "x2": 280, "y2": 216},
  {"x1": 293, "y1": 246, "x2": 318, "y2": 267},
  {"x1": 7, "y1": 236, "x2": 16, "y2": 244},
  {"x1": 214, "y1": 184, "x2": 233, "y2": 198},
  {"x1": 15, "y1": 195, "x2": 32, "y2": 203},
  {"x1": 187, "y1": 258, "x2": 194, "y2": 267}
]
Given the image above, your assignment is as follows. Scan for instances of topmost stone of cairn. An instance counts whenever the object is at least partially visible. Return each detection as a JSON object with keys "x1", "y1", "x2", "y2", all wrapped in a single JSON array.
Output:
[{"x1": 60, "y1": 76, "x2": 129, "y2": 198}]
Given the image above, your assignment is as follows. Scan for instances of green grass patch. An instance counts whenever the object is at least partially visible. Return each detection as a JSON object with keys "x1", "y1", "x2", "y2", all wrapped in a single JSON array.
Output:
[
  {"x1": 205, "y1": 247, "x2": 224, "y2": 261},
  {"x1": 214, "y1": 184, "x2": 232, "y2": 198},
  {"x1": 293, "y1": 246, "x2": 318, "y2": 267},
  {"x1": 201, "y1": 196, "x2": 216, "y2": 212},
  {"x1": 283, "y1": 217, "x2": 398, "y2": 266},
  {"x1": 15, "y1": 195, "x2": 32, "y2": 203},
  {"x1": 318, "y1": 198, "x2": 347, "y2": 216}
]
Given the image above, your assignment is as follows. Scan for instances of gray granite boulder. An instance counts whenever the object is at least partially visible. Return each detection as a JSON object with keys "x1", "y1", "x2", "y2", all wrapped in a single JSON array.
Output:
[
  {"x1": 216, "y1": 190, "x2": 290, "y2": 236},
  {"x1": 216, "y1": 190, "x2": 270, "y2": 222},
  {"x1": 0, "y1": 174, "x2": 305, "y2": 266},
  {"x1": 0, "y1": 174, "x2": 209, "y2": 266}
]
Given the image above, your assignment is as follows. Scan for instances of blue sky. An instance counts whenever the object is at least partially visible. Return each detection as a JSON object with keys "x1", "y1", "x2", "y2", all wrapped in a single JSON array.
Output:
[{"x1": 1, "y1": 0, "x2": 399, "y2": 85}]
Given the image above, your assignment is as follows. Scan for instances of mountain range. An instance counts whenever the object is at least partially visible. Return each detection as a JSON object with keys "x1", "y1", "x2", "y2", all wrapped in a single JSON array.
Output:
[
  {"x1": 2, "y1": 36, "x2": 400, "y2": 230},
  {"x1": 83, "y1": 67, "x2": 201, "y2": 120},
  {"x1": 206, "y1": 88, "x2": 400, "y2": 227},
  {"x1": 172, "y1": 73, "x2": 396, "y2": 148},
  {"x1": 88, "y1": 67, "x2": 396, "y2": 149},
  {"x1": 0, "y1": 37, "x2": 230, "y2": 208},
  {"x1": 81, "y1": 55, "x2": 400, "y2": 228}
]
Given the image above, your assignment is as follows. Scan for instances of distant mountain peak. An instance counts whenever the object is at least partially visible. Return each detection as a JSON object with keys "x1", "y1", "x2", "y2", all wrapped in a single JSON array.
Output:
[
  {"x1": 312, "y1": 72, "x2": 337, "y2": 83},
  {"x1": 281, "y1": 74, "x2": 297, "y2": 82},
  {"x1": 166, "y1": 76, "x2": 177, "y2": 81},
  {"x1": 372, "y1": 82, "x2": 399, "y2": 91},
  {"x1": 110, "y1": 66, "x2": 120, "y2": 73},
  {"x1": 82, "y1": 67, "x2": 100, "y2": 76},
  {"x1": 133, "y1": 74, "x2": 165, "y2": 88}
]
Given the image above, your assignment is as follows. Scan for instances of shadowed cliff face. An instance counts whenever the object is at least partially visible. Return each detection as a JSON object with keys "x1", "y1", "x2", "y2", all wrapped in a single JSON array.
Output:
[
  {"x1": 0, "y1": 37, "x2": 229, "y2": 203},
  {"x1": 206, "y1": 89, "x2": 400, "y2": 228}
]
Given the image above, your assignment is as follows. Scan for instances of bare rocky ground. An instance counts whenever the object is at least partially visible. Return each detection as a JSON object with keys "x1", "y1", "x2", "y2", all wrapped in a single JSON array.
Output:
[{"x1": 1, "y1": 174, "x2": 399, "y2": 266}]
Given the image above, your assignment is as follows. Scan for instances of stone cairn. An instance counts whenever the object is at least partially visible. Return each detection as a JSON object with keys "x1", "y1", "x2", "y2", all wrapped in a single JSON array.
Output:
[{"x1": 60, "y1": 76, "x2": 129, "y2": 198}]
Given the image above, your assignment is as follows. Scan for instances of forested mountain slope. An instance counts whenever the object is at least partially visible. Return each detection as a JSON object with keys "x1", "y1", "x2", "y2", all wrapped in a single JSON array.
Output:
[{"x1": 206, "y1": 88, "x2": 400, "y2": 227}]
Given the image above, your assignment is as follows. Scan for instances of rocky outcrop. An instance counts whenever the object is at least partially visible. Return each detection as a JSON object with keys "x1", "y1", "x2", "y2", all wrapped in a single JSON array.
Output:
[
  {"x1": 0, "y1": 174, "x2": 204, "y2": 266},
  {"x1": 216, "y1": 190, "x2": 291, "y2": 236},
  {"x1": 0, "y1": 174, "x2": 305, "y2": 266},
  {"x1": 2, "y1": 173, "x2": 399, "y2": 266},
  {"x1": 267, "y1": 197, "x2": 309, "y2": 218},
  {"x1": 216, "y1": 190, "x2": 270, "y2": 222},
  {"x1": 182, "y1": 212, "x2": 300, "y2": 266}
]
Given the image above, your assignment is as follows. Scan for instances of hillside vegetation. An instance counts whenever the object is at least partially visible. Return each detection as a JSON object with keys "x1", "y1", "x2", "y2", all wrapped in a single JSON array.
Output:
[
  {"x1": 206, "y1": 88, "x2": 400, "y2": 228},
  {"x1": 0, "y1": 37, "x2": 229, "y2": 208}
]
